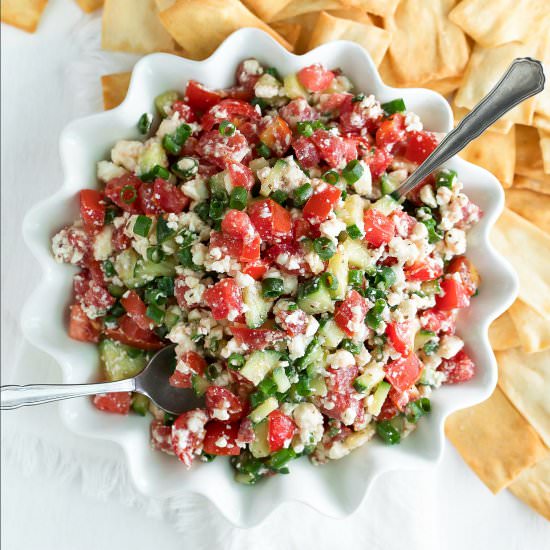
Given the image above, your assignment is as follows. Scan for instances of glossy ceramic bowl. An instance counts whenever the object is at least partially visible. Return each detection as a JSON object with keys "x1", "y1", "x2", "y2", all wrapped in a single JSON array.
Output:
[{"x1": 21, "y1": 28, "x2": 518, "y2": 527}]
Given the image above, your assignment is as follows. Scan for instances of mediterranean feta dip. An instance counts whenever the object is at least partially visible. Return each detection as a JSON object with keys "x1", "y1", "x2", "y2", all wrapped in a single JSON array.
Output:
[{"x1": 52, "y1": 60, "x2": 482, "y2": 483}]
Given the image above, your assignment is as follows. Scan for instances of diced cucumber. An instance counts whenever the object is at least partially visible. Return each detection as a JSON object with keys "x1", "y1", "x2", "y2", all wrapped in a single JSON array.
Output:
[
  {"x1": 255, "y1": 74, "x2": 283, "y2": 105},
  {"x1": 240, "y1": 350, "x2": 281, "y2": 386},
  {"x1": 367, "y1": 381, "x2": 391, "y2": 416},
  {"x1": 191, "y1": 375, "x2": 209, "y2": 397},
  {"x1": 318, "y1": 319, "x2": 346, "y2": 349},
  {"x1": 249, "y1": 420, "x2": 270, "y2": 458},
  {"x1": 299, "y1": 339, "x2": 325, "y2": 373},
  {"x1": 209, "y1": 170, "x2": 231, "y2": 195},
  {"x1": 259, "y1": 159, "x2": 287, "y2": 196},
  {"x1": 272, "y1": 366, "x2": 291, "y2": 393},
  {"x1": 99, "y1": 339, "x2": 146, "y2": 381},
  {"x1": 249, "y1": 396, "x2": 278, "y2": 423},
  {"x1": 297, "y1": 278, "x2": 333, "y2": 315},
  {"x1": 131, "y1": 393, "x2": 150, "y2": 416},
  {"x1": 243, "y1": 282, "x2": 272, "y2": 329},
  {"x1": 335, "y1": 194, "x2": 365, "y2": 228},
  {"x1": 326, "y1": 75, "x2": 353, "y2": 93},
  {"x1": 137, "y1": 140, "x2": 168, "y2": 176},
  {"x1": 114, "y1": 248, "x2": 140, "y2": 288},
  {"x1": 353, "y1": 365, "x2": 386, "y2": 394},
  {"x1": 421, "y1": 279, "x2": 441, "y2": 295},
  {"x1": 155, "y1": 90, "x2": 179, "y2": 117},
  {"x1": 133, "y1": 256, "x2": 178, "y2": 285},
  {"x1": 309, "y1": 375, "x2": 327, "y2": 397},
  {"x1": 342, "y1": 239, "x2": 376, "y2": 270},
  {"x1": 283, "y1": 73, "x2": 307, "y2": 99},
  {"x1": 380, "y1": 174, "x2": 397, "y2": 196},
  {"x1": 164, "y1": 305, "x2": 181, "y2": 329},
  {"x1": 371, "y1": 195, "x2": 399, "y2": 216},
  {"x1": 327, "y1": 250, "x2": 348, "y2": 300},
  {"x1": 414, "y1": 329, "x2": 436, "y2": 351}
]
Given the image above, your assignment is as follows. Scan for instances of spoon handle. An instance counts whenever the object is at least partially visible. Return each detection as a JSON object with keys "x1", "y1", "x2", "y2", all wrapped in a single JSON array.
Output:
[
  {"x1": 393, "y1": 57, "x2": 545, "y2": 199},
  {"x1": 0, "y1": 379, "x2": 136, "y2": 409}
]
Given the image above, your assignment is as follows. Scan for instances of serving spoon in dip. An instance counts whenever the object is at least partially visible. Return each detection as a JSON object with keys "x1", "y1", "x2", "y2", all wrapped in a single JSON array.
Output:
[
  {"x1": 0, "y1": 344, "x2": 202, "y2": 414},
  {"x1": 392, "y1": 57, "x2": 545, "y2": 200}
]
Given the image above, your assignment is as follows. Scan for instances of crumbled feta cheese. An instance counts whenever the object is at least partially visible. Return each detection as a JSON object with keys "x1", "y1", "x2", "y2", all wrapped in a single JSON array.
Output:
[
  {"x1": 327, "y1": 349, "x2": 355, "y2": 370},
  {"x1": 97, "y1": 160, "x2": 126, "y2": 182},
  {"x1": 353, "y1": 161, "x2": 372, "y2": 197},
  {"x1": 111, "y1": 140, "x2": 143, "y2": 172},
  {"x1": 304, "y1": 251, "x2": 325, "y2": 274},
  {"x1": 420, "y1": 185, "x2": 437, "y2": 208},
  {"x1": 92, "y1": 225, "x2": 113, "y2": 261},
  {"x1": 405, "y1": 112, "x2": 423, "y2": 132},
  {"x1": 254, "y1": 74, "x2": 283, "y2": 98},
  {"x1": 292, "y1": 403, "x2": 324, "y2": 450},
  {"x1": 388, "y1": 236, "x2": 419, "y2": 266},
  {"x1": 319, "y1": 215, "x2": 346, "y2": 245},
  {"x1": 438, "y1": 335, "x2": 464, "y2": 359},
  {"x1": 51, "y1": 226, "x2": 87, "y2": 264},
  {"x1": 181, "y1": 177, "x2": 208, "y2": 203}
]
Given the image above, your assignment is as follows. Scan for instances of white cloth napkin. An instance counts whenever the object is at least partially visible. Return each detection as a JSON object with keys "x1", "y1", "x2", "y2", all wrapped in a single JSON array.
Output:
[{"x1": 1, "y1": 6, "x2": 439, "y2": 548}]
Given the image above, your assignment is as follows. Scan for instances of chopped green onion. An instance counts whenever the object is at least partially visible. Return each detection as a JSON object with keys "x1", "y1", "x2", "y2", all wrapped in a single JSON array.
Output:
[
  {"x1": 265, "y1": 67, "x2": 281, "y2": 81},
  {"x1": 194, "y1": 201, "x2": 210, "y2": 223},
  {"x1": 162, "y1": 124, "x2": 191, "y2": 155},
  {"x1": 250, "y1": 97, "x2": 267, "y2": 111},
  {"x1": 140, "y1": 164, "x2": 170, "y2": 182},
  {"x1": 108, "y1": 285, "x2": 125, "y2": 298},
  {"x1": 346, "y1": 224, "x2": 362, "y2": 240},
  {"x1": 262, "y1": 277, "x2": 285, "y2": 298},
  {"x1": 348, "y1": 269, "x2": 364, "y2": 289},
  {"x1": 156, "y1": 216, "x2": 175, "y2": 243},
  {"x1": 421, "y1": 217, "x2": 443, "y2": 244},
  {"x1": 229, "y1": 186, "x2": 248, "y2": 210},
  {"x1": 146, "y1": 246, "x2": 164, "y2": 264},
  {"x1": 103, "y1": 315, "x2": 118, "y2": 328},
  {"x1": 209, "y1": 191, "x2": 228, "y2": 220},
  {"x1": 133, "y1": 215, "x2": 152, "y2": 237},
  {"x1": 313, "y1": 237, "x2": 336, "y2": 260},
  {"x1": 373, "y1": 266, "x2": 396, "y2": 289},
  {"x1": 146, "y1": 303, "x2": 164, "y2": 325},
  {"x1": 144, "y1": 286, "x2": 167, "y2": 306},
  {"x1": 227, "y1": 353, "x2": 245, "y2": 370},
  {"x1": 271, "y1": 190, "x2": 288, "y2": 205},
  {"x1": 249, "y1": 391, "x2": 267, "y2": 409},
  {"x1": 219, "y1": 120, "x2": 236, "y2": 136},
  {"x1": 297, "y1": 277, "x2": 321, "y2": 300},
  {"x1": 381, "y1": 98, "x2": 406, "y2": 115},
  {"x1": 266, "y1": 448, "x2": 296, "y2": 471},
  {"x1": 363, "y1": 286, "x2": 385, "y2": 302},
  {"x1": 155, "y1": 91, "x2": 179, "y2": 117},
  {"x1": 257, "y1": 375, "x2": 278, "y2": 397},
  {"x1": 120, "y1": 184, "x2": 137, "y2": 204},
  {"x1": 102, "y1": 260, "x2": 116, "y2": 278},
  {"x1": 201, "y1": 452, "x2": 217, "y2": 462},
  {"x1": 323, "y1": 170, "x2": 339, "y2": 185},
  {"x1": 162, "y1": 134, "x2": 181, "y2": 155},
  {"x1": 172, "y1": 157, "x2": 198, "y2": 180},
  {"x1": 293, "y1": 183, "x2": 313, "y2": 207},
  {"x1": 108, "y1": 302, "x2": 126, "y2": 317},
  {"x1": 423, "y1": 340, "x2": 439, "y2": 355},
  {"x1": 104, "y1": 206, "x2": 119, "y2": 225},
  {"x1": 366, "y1": 298, "x2": 386, "y2": 330},
  {"x1": 137, "y1": 112, "x2": 153, "y2": 135},
  {"x1": 296, "y1": 121, "x2": 314, "y2": 137},
  {"x1": 294, "y1": 373, "x2": 312, "y2": 397},
  {"x1": 406, "y1": 398, "x2": 431, "y2": 423},
  {"x1": 435, "y1": 169, "x2": 457, "y2": 189},
  {"x1": 157, "y1": 276, "x2": 174, "y2": 297},
  {"x1": 341, "y1": 339, "x2": 361, "y2": 354},
  {"x1": 206, "y1": 363, "x2": 220, "y2": 381},
  {"x1": 256, "y1": 142, "x2": 271, "y2": 159},
  {"x1": 352, "y1": 93, "x2": 365, "y2": 103},
  {"x1": 178, "y1": 247, "x2": 199, "y2": 271},
  {"x1": 342, "y1": 159, "x2": 364, "y2": 185},
  {"x1": 376, "y1": 420, "x2": 401, "y2": 444},
  {"x1": 321, "y1": 271, "x2": 338, "y2": 291}
]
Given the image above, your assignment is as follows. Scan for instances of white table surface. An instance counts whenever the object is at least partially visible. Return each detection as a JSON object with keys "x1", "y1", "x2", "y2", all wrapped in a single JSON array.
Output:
[{"x1": 1, "y1": 1, "x2": 549, "y2": 548}]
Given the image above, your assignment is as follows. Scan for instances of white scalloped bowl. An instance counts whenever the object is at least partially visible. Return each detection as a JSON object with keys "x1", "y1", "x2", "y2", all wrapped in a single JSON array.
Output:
[{"x1": 21, "y1": 28, "x2": 518, "y2": 527}]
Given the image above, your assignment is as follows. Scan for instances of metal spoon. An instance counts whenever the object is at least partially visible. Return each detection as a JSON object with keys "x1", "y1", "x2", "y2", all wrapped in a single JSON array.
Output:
[
  {"x1": 0, "y1": 344, "x2": 203, "y2": 414},
  {"x1": 392, "y1": 57, "x2": 545, "y2": 200}
]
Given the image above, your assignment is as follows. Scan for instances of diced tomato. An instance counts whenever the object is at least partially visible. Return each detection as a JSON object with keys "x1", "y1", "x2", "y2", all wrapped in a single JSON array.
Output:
[
  {"x1": 447, "y1": 256, "x2": 480, "y2": 297},
  {"x1": 293, "y1": 218, "x2": 317, "y2": 241},
  {"x1": 310, "y1": 129, "x2": 347, "y2": 169},
  {"x1": 321, "y1": 392, "x2": 364, "y2": 426},
  {"x1": 226, "y1": 159, "x2": 255, "y2": 190},
  {"x1": 201, "y1": 99, "x2": 260, "y2": 132},
  {"x1": 80, "y1": 190, "x2": 105, "y2": 234},
  {"x1": 386, "y1": 321, "x2": 414, "y2": 356},
  {"x1": 279, "y1": 98, "x2": 318, "y2": 128},
  {"x1": 436, "y1": 278, "x2": 470, "y2": 310},
  {"x1": 169, "y1": 351, "x2": 207, "y2": 389},
  {"x1": 195, "y1": 129, "x2": 250, "y2": 168},
  {"x1": 205, "y1": 386, "x2": 244, "y2": 422},
  {"x1": 120, "y1": 290, "x2": 153, "y2": 331},
  {"x1": 340, "y1": 100, "x2": 382, "y2": 134},
  {"x1": 363, "y1": 208, "x2": 395, "y2": 248},
  {"x1": 74, "y1": 273, "x2": 115, "y2": 316},
  {"x1": 319, "y1": 92, "x2": 353, "y2": 116},
  {"x1": 375, "y1": 113, "x2": 406, "y2": 150},
  {"x1": 230, "y1": 324, "x2": 286, "y2": 351},
  {"x1": 236, "y1": 417, "x2": 255, "y2": 446},
  {"x1": 292, "y1": 136, "x2": 321, "y2": 168},
  {"x1": 104, "y1": 314, "x2": 164, "y2": 350},
  {"x1": 235, "y1": 59, "x2": 262, "y2": 91},
  {"x1": 388, "y1": 385, "x2": 420, "y2": 412},
  {"x1": 153, "y1": 179, "x2": 189, "y2": 213},
  {"x1": 264, "y1": 242, "x2": 308, "y2": 276},
  {"x1": 240, "y1": 233, "x2": 261, "y2": 263},
  {"x1": 405, "y1": 131, "x2": 438, "y2": 164},
  {"x1": 242, "y1": 258, "x2": 270, "y2": 280},
  {"x1": 185, "y1": 80, "x2": 222, "y2": 113},
  {"x1": 274, "y1": 307, "x2": 308, "y2": 336},
  {"x1": 171, "y1": 409, "x2": 208, "y2": 466},
  {"x1": 112, "y1": 224, "x2": 130, "y2": 251},
  {"x1": 391, "y1": 210, "x2": 417, "y2": 237},
  {"x1": 363, "y1": 146, "x2": 393, "y2": 180},
  {"x1": 420, "y1": 308, "x2": 456, "y2": 334},
  {"x1": 439, "y1": 350, "x2": 475, "y2": 384},
  {"x1": 171, "y1": 100, "x2": 197, "y2": 123},
  {"x1": 326, "y1": 363, "x2": 358, "y2": 393},
  {"x1": 258, "y1": 115, "x2": 292, "y2": 157},
  {"x1": 267, "y1": 410, "x2": 295, "y2": 452},
  {"x1": 138, "y1": 183, "x2": 163, "y2": 215},
  {"x1": 334, "y1": 290, "x2": 368, "y2": 338},
  {"x1": 92, "y1": 392, "x2": 131, "y2": 415},
  {"x1": 376, "y1": 398, "x2": 399, "y2": 421},
  {"x1": 385, "y1": 352, "x2": 422, "y2": 392},
  {"x1": 174, "y1": 275, "x2": 199, "y2": 310},
  {"x1": 297, "y1": 63, "x2": 334, "y2": 92},
  {"x1": 150, "y1": 419, "x2": 174, "y2": 455},
  {"x1": 203, "y1": 279, "x2": 244, "y2": 321},
  {"x1": 68, "y1": 304, "x2": 101, "y2": 343},
  {"x1": 302, "y1": 185, "x2": 341, "y2": 225},
  {"x1": 342, "y1": 137, "x2": 359, "y2": 163},
  {"x1": 209, "y1": 230, "x2": 260, "y2": 264},
  {"x1": 202, "y1": 421, "x2": 241, "y2": 456},
  {"x1": 404, "y1": 256, "x2": 443, "y2": 282},
  {"x1": 104, "y1": 173, "x2": 142, "y2": 214},
  {"x1": 221, "y1": 209, "x2": 256, "y2": 240},
  {"x1": 248, "y1": 198, "x2": 292, "y2": 242}
]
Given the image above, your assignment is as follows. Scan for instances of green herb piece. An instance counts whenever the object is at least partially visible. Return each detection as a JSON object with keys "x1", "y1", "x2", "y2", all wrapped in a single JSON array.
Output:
[
  {"x1": 381, "y1": 98, "x2": 406, "y2": 114},
  {"x1": 313, "y1": 237, "x2": 336, "y2": 260},
  {"x1": 342, "y1": 159, "x2": 364, "y2": 185},
  {"x1": 229, "y1": 186, "x2": 248, "y2": 210},
  {"x1": 133, "y1": 215, "x2": 152, "y2": 237},
  {"x1": 137, "y1": 112, "x2": 153, "y2": 135},
  {"x1": 376, "y1": 420, "x2": 401, "y2": 444},
  {"x1": 262, "y1": 277, "x2": 285, "y2": 298}
]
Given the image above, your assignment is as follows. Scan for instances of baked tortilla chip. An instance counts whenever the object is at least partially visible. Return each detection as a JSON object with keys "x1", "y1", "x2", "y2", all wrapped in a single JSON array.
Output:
[
  {"x1": 490, "y1": 209, "x2": 550, "y2": 320},
  {"x1": 278, "y1": 12, "x2": 320, "y2": 54},
  {"x1": 497, "y1": 348, "x2": 550, "y2": 447},
  {"x1": 344, "y1": 0, "x2": 400, "y2": 17},
  {"x1": 384, "y1": 0, "x2": 470, "y2": 87},
  {"x1": 505, "y1": 188, "x2": 550, "y2": 234},
  {"x1": 102, "y1": 0, "x2": 180, "y2": 54},
  {"x1": 453, "y1": 104, "x2": 513, "y2": 135},
  {"x1": 326, "y1": 8, "x2": 372, "y2": 25},
  {"x1": 455, "y1": 41, "x2": 540, "y2": 126},
  {"x1": 459, "y1": 126, "x2": 515, "y2": 188},
  {"x1": 1, "y1": 0, "x2": 48, "y2": 33},
  {"x1": 508, "y1": 300, "x2": 550, "y2": 354},
  {"x1": 74, "y1": 0, "x2": 103, "y2": 12},
  {"x1": 101, "y1": 72, "x2": 131, "y2": 111},
  {"x1": 422, "y1": 76, "x2": 463, "y2": 96},
  {"x1": 515, "y1": 125, "x2": 550, "y2": 184},
  {"x1": 449, "y1": 0, "x2": 550, "y2": 48},
  {"x1": 445, "y1": 387, "x2": 548, "y2": 493},
  {"x1": 489, "y1": 311, "x2": 520, "y2": 351},
  {"x1": 513, "y1": 175, "x2": 550, "y2": 196},
  {"x1": 269, "y1": 0, "x2": 344, "y2": 23},
  {"x1": 534, "y1": 114, "x2": 550, "y2": 133},
  {"x1": 308, "y1": 11, "x2": 391, "y2": 67},
  {"x1": 271, "y1": 21, "x2": 302, "y2": 49},
  {"x1": 159, "y1": 0, "x2": 292, "y2": 59},
  {"x1": 242, "y1": 0, "x2": 292, "y2": 21},
  {"x1": 539, "y1": 130, "x2": 550, "y2": 175},
  {"x1": 509, "y1": 456, "x2": 550, "y2": 521}
]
